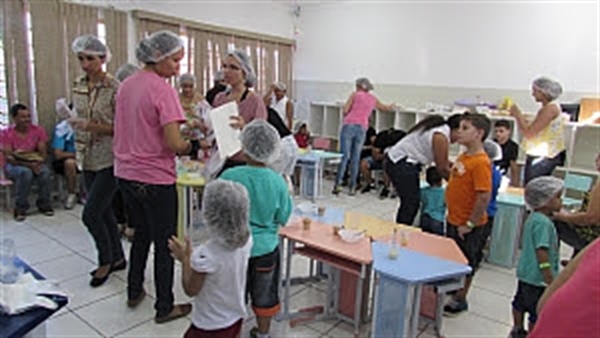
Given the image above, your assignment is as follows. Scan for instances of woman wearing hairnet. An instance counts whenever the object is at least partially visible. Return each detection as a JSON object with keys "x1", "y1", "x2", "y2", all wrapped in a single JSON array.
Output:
[
  {"x1": 213, "y1": 49, "x2": 267, "y2": 175},
  {"x1": 169, "y1": 179, "x2": 252, "y2": 337},
  {"x1": 114, "y1": 30, "x2": 193, "y2": 323},
  {"x1": 115, "y1": 63, "x2": 141, "y2": 82},
  {"x1": 509, "y1": 77, "x2": 566, "y2": 184},
  {"x1": 220, "y1": 120, "x2": 292, "y2": 338},
  {"x1": 69, "y1": 35, "x2": 125, "y2": 288},
  {"x1": 333, "y1": 77, "x2": 395, "y2": 196},
  {"x1": 263, "y1": 81, "x2": 294, "y2": 130}
]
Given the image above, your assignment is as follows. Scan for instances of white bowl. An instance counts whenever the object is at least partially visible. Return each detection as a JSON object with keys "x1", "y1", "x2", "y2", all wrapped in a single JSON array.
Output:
[
  {"x1": 338, "y1": 229, "x2": 364, "y2": 243},
  {"x1": 297, "y1": 203, "x2": 316, "y2": 215}
]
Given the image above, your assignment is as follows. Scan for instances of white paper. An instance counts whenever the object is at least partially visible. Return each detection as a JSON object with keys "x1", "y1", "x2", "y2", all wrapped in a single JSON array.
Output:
[{"x1": 208, "y1": 102, "x2": 242, "y2": 158}]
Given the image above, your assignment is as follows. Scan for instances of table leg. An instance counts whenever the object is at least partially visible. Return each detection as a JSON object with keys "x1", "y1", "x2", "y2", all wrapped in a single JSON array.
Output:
[
  {"x1": 283, "y1": 238, "x2": 294, "y2": 318},
  {"x1": 353, "y1": 264, "x2": 366, "y2": 335},
  {"x1": 408, "y1": 285, "x2": 423, "y2": 338}
]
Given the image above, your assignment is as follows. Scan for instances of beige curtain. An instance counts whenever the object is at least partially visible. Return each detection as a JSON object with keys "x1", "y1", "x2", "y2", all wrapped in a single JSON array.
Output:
[
  {"x1": 262, "y1": 41, "x2": 278, "y2": 94},
  {"x1": 103, "y1": 8, "x2": 128, "y2": 75},
  {"x1": 137, "y1": 19, "x2": 179, "y2": 39},
  {"x1": 278, "y1": 44, "x2": 293, "y2": 97},
  {"x1": 2, "y1": 0, "x2": 30, "y2": 110},
  {"x1": 190, "y1": 28, "x2": 209, "y2": 94},
  {"x1": 29, "y1": 0, "x2": 67, "y2": 133}
]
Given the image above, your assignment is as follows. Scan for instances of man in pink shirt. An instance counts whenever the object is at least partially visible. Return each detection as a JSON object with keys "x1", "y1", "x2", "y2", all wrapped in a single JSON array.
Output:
[{"x1": 2, "y1": 104, "x2": 54, "y2": 221}]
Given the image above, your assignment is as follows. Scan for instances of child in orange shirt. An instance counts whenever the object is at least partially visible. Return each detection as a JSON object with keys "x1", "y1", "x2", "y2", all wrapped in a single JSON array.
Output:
[{"x1": 444, "y1": 113, "x2": 492, "y2": 315}]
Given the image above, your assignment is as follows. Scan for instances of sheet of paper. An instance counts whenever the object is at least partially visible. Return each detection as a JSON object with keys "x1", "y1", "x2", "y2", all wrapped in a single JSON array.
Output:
[{"x1": 208, "y1": 102, "x2": 241, "y2": 158}]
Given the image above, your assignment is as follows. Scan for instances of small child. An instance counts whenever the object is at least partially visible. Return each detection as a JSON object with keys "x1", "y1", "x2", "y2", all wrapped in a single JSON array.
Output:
[
  {"x1": 293, "y1": 121, "x2": 310, "y2": 149},
  {"x1": 493, "y1": 120, "x2": 520, "y2": 186},
  {"x1": 444, "y1": 113, "x2": 492, "y2": 315},
  {"x1": 510, "y1": 176, "x2": 563, "y2": 338},
  {"x1": 419, "y1": 166, "x2": 446, "y2": 235},
  {"x1": 220, "y1": 120, "x2": 293, "y2": 338},
  {"x1": 169, "y1": 179, "x2": 253, "y2": 338}
]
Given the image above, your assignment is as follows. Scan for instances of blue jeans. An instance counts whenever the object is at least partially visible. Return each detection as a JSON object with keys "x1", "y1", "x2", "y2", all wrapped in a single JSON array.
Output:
[
  {"x1": 524, "y1": 151, "x2": 565, "y2": 184},
  {"x1": 5, "y1": 163, "x2": 52, "y2": 210},
  {"x1": 335, "y1": 124, "x2": 366, "y2": 190},
  {"x1": 82, "y1": 167, "x2": 124, "y2": 267},
  {"x1": 117, "y1": 178, "x2": 177, "y2": 317}
]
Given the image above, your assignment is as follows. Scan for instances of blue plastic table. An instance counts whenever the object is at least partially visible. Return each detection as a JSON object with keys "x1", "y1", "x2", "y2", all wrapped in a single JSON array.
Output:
[
  {"x1": 371, "y1": 242, "x2": 471, "y2": 338},
  {"x1": 0, "y1": 257, "x2": 68, "y2": 338},
  {"x1": 296, "y1": 150, "x2": 342, "y2": 201}
]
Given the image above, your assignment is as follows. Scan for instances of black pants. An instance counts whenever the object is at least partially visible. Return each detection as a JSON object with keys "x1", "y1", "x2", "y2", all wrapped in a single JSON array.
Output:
[
  {"x1": 524, "y1": 151, "x2": 565, "y2": 184},
  {"x1": 384, "y1": 157, "x2": 422, "y2": 225},
  {"x1": 554, "y1": 220, "x2": 590, "y2": 257},
  {"x1": 112, "y1": 190, "x2": 128, "y2": 225},
  {"x1": 117, "y1": 178, "x2": 177, "y2": 317},
  {"x1": 82, "y1": 167, "x2": 124, "y2": 267}
]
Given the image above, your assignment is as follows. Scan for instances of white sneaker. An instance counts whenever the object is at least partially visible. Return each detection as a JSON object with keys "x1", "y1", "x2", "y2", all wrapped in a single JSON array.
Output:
[{"x1": 65, "y1": 194, "x2": 77, "y2": 210}]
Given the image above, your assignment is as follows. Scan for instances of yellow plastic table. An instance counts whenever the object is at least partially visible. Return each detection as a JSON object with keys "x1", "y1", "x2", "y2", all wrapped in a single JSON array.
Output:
[{"x1": 176, "y1": 173, "x2": 205, "y2": 239}]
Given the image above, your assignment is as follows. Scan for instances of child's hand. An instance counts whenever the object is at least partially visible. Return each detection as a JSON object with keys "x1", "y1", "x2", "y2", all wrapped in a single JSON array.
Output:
[
  {"x1": 168, "y1": 236, "x2": 191, "y2": 262},
  {"x1": 457, "y1": 225, "x2": 472, "y2": 239}
]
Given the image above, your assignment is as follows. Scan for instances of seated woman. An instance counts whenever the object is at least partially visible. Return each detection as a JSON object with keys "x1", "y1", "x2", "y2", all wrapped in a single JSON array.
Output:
[{"x1": 553, "y1": 152, "x2": 600, "y2": 262}]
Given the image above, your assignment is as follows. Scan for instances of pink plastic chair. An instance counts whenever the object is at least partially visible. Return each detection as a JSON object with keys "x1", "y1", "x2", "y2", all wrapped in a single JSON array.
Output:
[{"x1": 312, "y1": 137, "x2": 331, "y2": 151}]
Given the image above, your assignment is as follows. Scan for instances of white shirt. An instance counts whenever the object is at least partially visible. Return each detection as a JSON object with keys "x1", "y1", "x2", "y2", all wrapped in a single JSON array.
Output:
[
  {"x1": 387, "y1": 124, "x2": 450, "y2": 165},
  {"x1": 189, "y1": 237, "x2": 252, "y2": 330},
  {"x1": 270, "y1": 96, "x2": 290, "y2": 126}
]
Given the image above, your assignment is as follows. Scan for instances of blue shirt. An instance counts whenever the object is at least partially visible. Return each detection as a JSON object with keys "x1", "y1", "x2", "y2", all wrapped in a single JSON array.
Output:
[
  {"x1": 420, "y1": 185, "x2": 446, "y2": 222},
  {"x1": 486, "y1": 165, "x2": 502, "y2": 218},
  {"x1": 220, "y1": 166, "x2": 292, "y2": 257},
  {"x1": 517, "y1": 211, "x2": 559, "y2": 287},
  {"x1": 52, "y1": 121, "x2": 76, "y2": 154}
]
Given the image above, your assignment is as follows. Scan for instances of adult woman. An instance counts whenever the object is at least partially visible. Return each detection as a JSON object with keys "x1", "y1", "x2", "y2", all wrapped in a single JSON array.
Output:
[
  {"x1": 213, "y1": 49, "x2": 267, "y2": 174},
  {"x1": 332, "y1": 78, "x2": 394, "y2": 195},
  {"x1": 385, "y1": 114, "x2": 463, "y2": 225},
  {"x1": 178, "y1": 73, "x2": 205, "y2": 118},
  {"x1": 553, "y1": 152, "x2": 600, "y2": 260},
  {"x1": 114, "y1": 30, "x2": 192, "y2": 324},
  {"x1": 70, "y1": 35, "x2": 124, "y2": 287},
  {"x1": 263, "y1": 81, "x2": 294, "y2": 130},
  {"x1": 509, "y1": 77, "x2": 566, "y2": 184}
]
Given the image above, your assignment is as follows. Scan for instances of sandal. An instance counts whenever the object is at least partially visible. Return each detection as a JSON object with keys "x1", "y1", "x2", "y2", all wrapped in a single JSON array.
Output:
[{"x1": 154, "y1": 303, "x2": 192, "y2": 324}]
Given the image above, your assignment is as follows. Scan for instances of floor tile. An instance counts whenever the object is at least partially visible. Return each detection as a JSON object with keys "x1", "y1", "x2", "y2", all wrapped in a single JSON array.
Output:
[
  {"x1": 114, "y1": 317, "x2": 190, "y2": 338},
  {"x1": 467, "y1": 286, "x2": 513, "y2": 326},
  {"x1": 34, "y1": 253, "x2": 95, "y2": 283},
  {"x1": 473, "y1": 264, "x2": 518, "y2": 298},
  {"x1": 442, "y1": 311, "x2": 511, "y2": 337},
  {"x1": 17, "y1": 240, "x2": 73, "y2": 265},
  {"x1": 1, "y1": 226, "x2": 49, "y2": 247},
  {"x1": 59, "y1": 273, "x2": 127, "y2": 310},
  {"x1": 38, "y1": 312, "x2": 102, "y2": 338}
]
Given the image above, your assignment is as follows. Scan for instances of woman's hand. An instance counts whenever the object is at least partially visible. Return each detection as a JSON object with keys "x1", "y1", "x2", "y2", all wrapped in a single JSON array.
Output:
[
  {"x1": 168, "y1": 236, "x2": 191, "y2": 263},
  {"x1": 229, "y1": 115, "x2": 245, "y2": 130},
  {"x1": 508, "y1": 104, "x2": 521, "y2": 117},
  {"x1": 552, "y1": 208, "x2": 571, "y2": 221},
  {"x1": 68, "y1": 117, "x2": 89, "y2": 131}
]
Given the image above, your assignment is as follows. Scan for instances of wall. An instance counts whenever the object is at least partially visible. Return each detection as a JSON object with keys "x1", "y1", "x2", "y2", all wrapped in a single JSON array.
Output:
[{"x1": 293, "y1": 1, "x2": 600, "y2": 121}]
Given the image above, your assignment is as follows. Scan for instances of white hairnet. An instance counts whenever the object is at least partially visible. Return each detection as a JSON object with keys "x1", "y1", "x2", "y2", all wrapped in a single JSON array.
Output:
[
  {"x1": 72, "y1": 35, "x2": 111, "y2": 62},
  {"x1": 356, "y1": 77, "x2": 374, "y2": 91},
  {"x1": 270, "y1": 135, "x2": 299, "y2": 176},
  {"x1": 483, "y1": 140, "x2": 502, "y2": 162},
  {"x1": 533, "y1": 77, "x2": 563, "y2": 101},
  {"x1": 293, "y1": 120, "x2": 307, "y2": 134},
  {"x1": 214, "y1": 70, "x2": 225, "y2": 82},
  {"x1": 55, "y1": 98, "x2": 73, "y2": 120},
  {"x1": 273, "y1": 81, "x2": 287, "y2": 91},
  {"x1": 227, "y1": 49, "x2": 256, "y2": 87},
  {"x1": 178, "y1": 73, "x2": 196, "y2": 86},
  {"x1": 240, "y1": 119, "x2": 281, "y2": 163},
  {"x1": 525, "y1": 176, "x2": 564, "y2": 209},
  {"x1": 202, "y1": 179, "x2": 250, "y2": 250},
  {"x1": 136, "y1": 30, "x2": 183, "y2": 64},
  {"x1": 115, "y1": 63, "x2": 141, "y2": 82}
]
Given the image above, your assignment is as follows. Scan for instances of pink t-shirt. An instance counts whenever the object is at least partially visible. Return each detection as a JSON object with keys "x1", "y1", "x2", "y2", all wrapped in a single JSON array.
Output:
[
  {"x1": 2, "y1": 124, "x2": 48, "y2": 153},
  {"x1": 529, "y1": 239, "x2": 600, "y2": 338},
  {"x1": 114, "y1": 71, "x2": 186, "y2": 185},
  {"x1": 343, "y1": 91, "x2": 377, "y2": 129}
]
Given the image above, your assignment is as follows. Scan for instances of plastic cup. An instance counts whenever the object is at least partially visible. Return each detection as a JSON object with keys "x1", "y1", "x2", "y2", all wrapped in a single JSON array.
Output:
[{"x1": 302, "y1": 218, "x2": 311, "y2": 231}]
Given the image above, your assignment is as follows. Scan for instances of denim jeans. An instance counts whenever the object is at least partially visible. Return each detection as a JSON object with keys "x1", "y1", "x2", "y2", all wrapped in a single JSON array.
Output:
[
  {"x1": 5, "y1": 163, "x2": 52, "y2": 210},
  {"x1": 117, "y1": 178, "x2": 177, "y2": 317},
  {"x1": 524, "y1": 151, "x2": 565, "y2": 184},
  {"x1": 384, "y1": 157, "x2": 422, "y2": 224},
  {"x1": 335, "y1": 124, "x2": 366, "y2": 190},
  {"x1": 82, "y1": 167, "x2": 124, "y2": 267}
]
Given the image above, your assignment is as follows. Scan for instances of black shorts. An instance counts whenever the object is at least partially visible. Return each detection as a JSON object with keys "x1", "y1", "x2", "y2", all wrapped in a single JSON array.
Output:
[
  {"x1": 52, "y1": 159, "x2": 77, "y2": 175},
  {"x1": 512, "y1": 280, "x2": 545, "y2": 323},
  {"x1": 446, "y1": 222, "x2": 488, "y2": 275},
  {"x1": 246, "y1": 247, "x2": 280, "y2": 317}
]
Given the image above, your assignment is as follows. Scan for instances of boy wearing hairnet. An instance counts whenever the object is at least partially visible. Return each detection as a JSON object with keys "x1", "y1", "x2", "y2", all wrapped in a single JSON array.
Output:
[
  {"x1": 220, "y1": 120, "x2": 292, "y2": 338},
  {"x1": 169, "y1": 180, "x2": 252, "y2": 337},
  {"x1": 510, "y1": 176, "x2": 563, "y2": 338}
]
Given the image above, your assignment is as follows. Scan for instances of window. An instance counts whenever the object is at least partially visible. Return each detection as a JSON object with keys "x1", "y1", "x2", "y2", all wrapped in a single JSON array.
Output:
[
  {"x1": 274, "y1": 50, "x2": 279, "y2": 82},
  {"x1": 0, "y1": 39, "x2": 8, "y2": 128},
  {"x1": 97, "y1": 21, "x2": 107, "y2": 72},
  {"x1": 24, "y1": 8, "x2": 37, "y2": 124},
  {"x1": 180, "y1": 33, "x2": 189, "y2": 75}
]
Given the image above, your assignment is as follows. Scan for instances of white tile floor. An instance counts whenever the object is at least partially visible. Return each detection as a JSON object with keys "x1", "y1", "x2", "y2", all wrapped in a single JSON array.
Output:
[{"x1": 1, "y1": 179, "x2": 573, "y2": 338}]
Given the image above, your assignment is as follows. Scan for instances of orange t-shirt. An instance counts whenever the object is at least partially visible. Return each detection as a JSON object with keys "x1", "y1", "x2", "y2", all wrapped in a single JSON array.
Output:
[{"x1": 445, "y1": 151, "x2": 492, "y2": 226}]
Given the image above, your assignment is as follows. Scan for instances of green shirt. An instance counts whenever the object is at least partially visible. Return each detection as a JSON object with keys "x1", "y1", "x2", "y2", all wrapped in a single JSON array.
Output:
[
  {"x1": 221, "y1": 166, "x2": 292, "y2": 257},
  {"x1": 517, "y1": 211, "x2": 559, "y2": 287}
]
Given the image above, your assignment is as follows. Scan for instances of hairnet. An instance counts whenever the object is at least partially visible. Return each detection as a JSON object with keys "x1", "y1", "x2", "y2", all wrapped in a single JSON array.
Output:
[
  {"x1": 483, "y1": 140, "x2": 502, "y2": 162},
  {"x1": 240, "y1": 119, "x2": 281, "y2": 163},
  {"x1": 202, "y1": 179, "x2": 250, "y2": 250},
  {"x1": 72, "y1": 35, "x2": 111, "y2": 62},
  {"x1": 135, "y1": 30, "x2": 183, "y2": 64},
  {"x1": 293, "y1": 121, "x2": 307, "y2": 134},
  {"x1": 532, "y1": 77, "x2": 563, "y2": 101},
  {"x1": 355, "y1": 77, "x2": 374, "y2": 91},
  {"x1": 273, "y1": 81, "x2": 287, "y2": 91},
  {"x1": 214, "y1": 70, "x2": 225, "y2": 82},
  {"x1": 115, "y1": 63, "x2": 141, "y2": 82},
  {"x1": 227, "y1": 49, "x2": 256, "y2": 87},
  {"x1": 178, "y1": 73, "x2": 196, "y2": 86},
  {"x1": 525, "y1": 176, "x2": 564, "y2": 210}
]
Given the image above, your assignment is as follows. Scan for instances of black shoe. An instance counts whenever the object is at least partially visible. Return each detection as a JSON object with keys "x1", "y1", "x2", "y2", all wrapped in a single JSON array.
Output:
[
  {"x1": 510, "y1": 328, "x2": 528, "y2": 338},
  {"x1": 90, "y1": 269, "x2": 111, "y2": 287},
  {"x1": 443, "y1": 298, "x2": 468, "y2": 316},
  {"x1": 37, "y1": 205, "x2": 54, "y2": 217},
  {"x1": 332, "y1": 185, "x2": 341, "y2": 195},
  {"x1": 361, "y1": 184, "x2": 374, "y2": 194},
  {"x1": 379, "y1": 187, "x2": 390, "y2": 199},
  {"x1": 90, "y1": 260, "x2": 127, "y2": 276},
  {"x1": 127, "y1": 289, "x2": 146, "y2": 308},
  {"x1": 13, "y1": 208, "x2": 26, "y2": 222}
]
